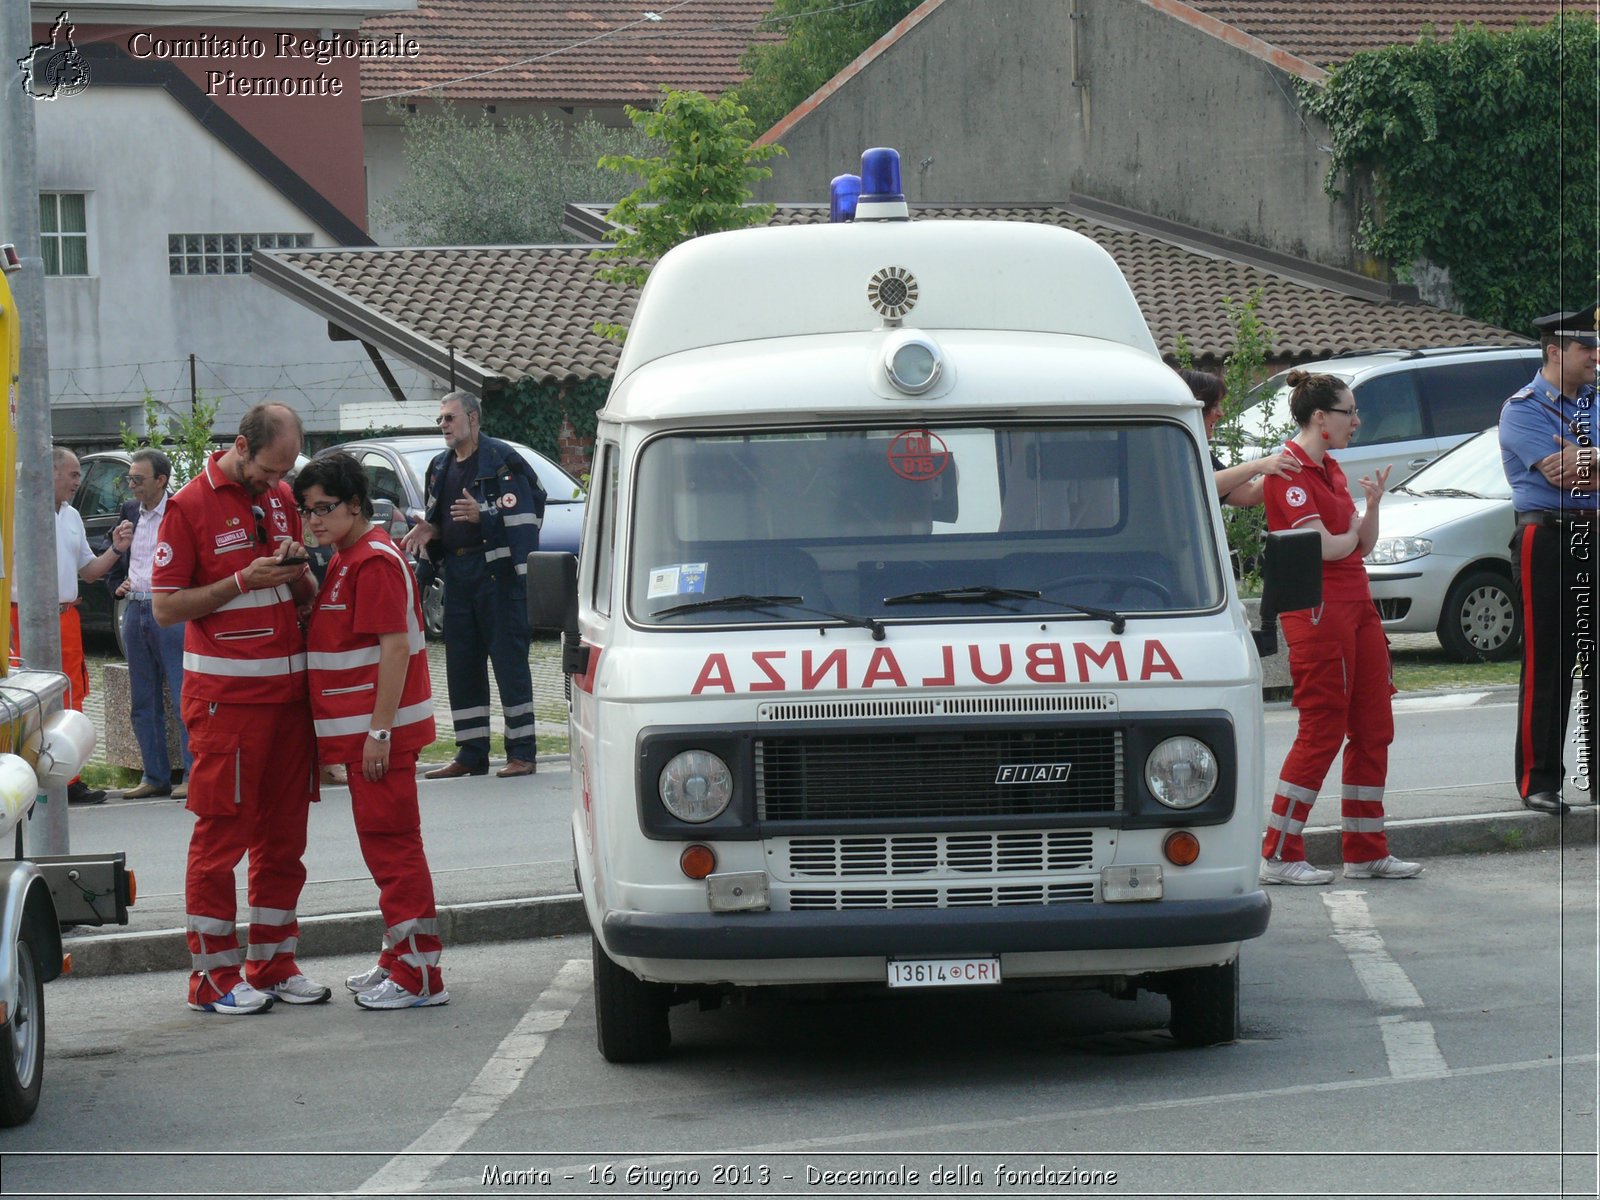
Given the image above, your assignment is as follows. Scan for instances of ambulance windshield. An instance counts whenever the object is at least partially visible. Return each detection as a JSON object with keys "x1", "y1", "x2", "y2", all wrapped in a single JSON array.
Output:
[{"x1": 630, "y1": 422, "x2": 1225, "y2": 625}]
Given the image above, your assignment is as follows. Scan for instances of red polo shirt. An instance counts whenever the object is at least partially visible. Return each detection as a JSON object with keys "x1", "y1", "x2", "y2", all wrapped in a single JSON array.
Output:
[
  {"x1": 1263, "y1": 441, "x2": 1371, "y2": 601},
  {"x1": 152, "y1": 450, "x2": 308, "y2": 703}
]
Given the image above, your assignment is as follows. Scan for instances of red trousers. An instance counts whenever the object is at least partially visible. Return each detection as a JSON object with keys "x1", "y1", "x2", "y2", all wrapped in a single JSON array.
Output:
[
  {"x1": 346, "y1": 751, "x2": 443, "y2": 997},
  {"x1": 1263, "y1": 600, "x2": 1395, "y2": 864},
  {"x1": 8, "y1": 602, "x2": 87, "y2": 707},
  {"x1": 182, "y1": 695, "x2": 318, "y2": 1005}
]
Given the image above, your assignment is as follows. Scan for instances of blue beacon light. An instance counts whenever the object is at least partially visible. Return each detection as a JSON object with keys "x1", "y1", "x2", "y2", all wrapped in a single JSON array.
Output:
[
  {"x1": 829, "y1": 174, "x2": 861, "y2": 223},
  {"x1": 855, "y1": 147, "x2": 909, "y2": 221}
]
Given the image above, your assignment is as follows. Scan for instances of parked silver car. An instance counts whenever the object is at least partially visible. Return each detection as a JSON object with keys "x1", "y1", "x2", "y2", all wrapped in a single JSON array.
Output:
[
  {"x1": 1363, "y1": 427, "x2": 1518, "y2": 661},
  {"x1": 1240, "y1": 345, "x2": 1539, "y2": 500},
  {"x1": 314, "y1": 435, "x2": 587, "y2": 638}
]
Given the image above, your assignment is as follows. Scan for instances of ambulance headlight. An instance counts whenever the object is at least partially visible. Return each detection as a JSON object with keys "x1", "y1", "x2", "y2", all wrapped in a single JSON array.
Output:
[
  {"x1": 658, "y1": 750, "x2": 733, "y2": 823},
  {"x1": 1144, "y1": 736, "x2": 1218, "y2": 809},
  {"x1": 884, "y1": 332, "x2": 943, "y2": 394}
]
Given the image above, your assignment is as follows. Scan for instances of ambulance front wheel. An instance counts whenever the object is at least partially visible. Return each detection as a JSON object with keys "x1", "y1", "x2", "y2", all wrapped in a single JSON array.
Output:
[
  {"x1": 1164, "y1": 957, "x2": 1239, "y2": 1048},
  {"x1": 0, "y1": 935, "x2": 45, "y2": 1126},
  {"x1": 592, "y1": 934, "x2": 671, "y2": 1063}
]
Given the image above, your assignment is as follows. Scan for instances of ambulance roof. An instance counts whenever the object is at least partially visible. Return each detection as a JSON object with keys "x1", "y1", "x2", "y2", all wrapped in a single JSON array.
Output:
[{"x1": 612, "y1": 219, "x2": 1159, "y2": 389}]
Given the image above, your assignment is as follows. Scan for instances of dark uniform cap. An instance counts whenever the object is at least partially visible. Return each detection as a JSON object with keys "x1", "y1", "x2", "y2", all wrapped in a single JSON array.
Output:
[{"x1": 1533, "y1": 302, "x2": 1600, "y2": 347}]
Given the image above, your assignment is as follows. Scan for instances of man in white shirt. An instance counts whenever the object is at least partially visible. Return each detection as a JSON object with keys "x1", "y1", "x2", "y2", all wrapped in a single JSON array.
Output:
[
  {"x1": 19, "y1": 448, "x2": 132, "y2": 803},
  {"x1": 106, "y1": 448, "x2": 190, "y2": 799}
]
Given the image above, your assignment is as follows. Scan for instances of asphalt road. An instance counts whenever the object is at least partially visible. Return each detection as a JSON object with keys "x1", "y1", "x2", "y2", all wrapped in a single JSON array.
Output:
[{"x1": 5, "y1": 845, "x2": 1596, "y2": 1200}]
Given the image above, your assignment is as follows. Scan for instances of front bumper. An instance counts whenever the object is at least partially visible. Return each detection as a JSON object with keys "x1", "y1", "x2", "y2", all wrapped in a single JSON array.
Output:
[{"x1": 602, "y1": 891, "x2": 1269, "y2": 960}]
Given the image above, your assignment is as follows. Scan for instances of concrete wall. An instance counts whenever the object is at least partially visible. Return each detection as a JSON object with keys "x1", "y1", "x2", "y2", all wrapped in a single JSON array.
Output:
[
  {"x1": 755, "y1": 0, "x2": 1372, "y2": 274},
  {"x1": 36, "y1": 88, "x2": 434, "y2": 440}
]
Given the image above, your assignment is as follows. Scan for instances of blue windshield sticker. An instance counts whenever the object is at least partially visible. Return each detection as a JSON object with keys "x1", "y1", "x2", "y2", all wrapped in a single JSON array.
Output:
[{"x1": 647, "y1": 563, "x2": 709, "y2": 599}]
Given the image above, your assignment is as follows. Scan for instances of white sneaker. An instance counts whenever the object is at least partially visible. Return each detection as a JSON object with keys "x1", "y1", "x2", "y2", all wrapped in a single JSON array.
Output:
[
  {"x1": 188, "y1": 981, "x2": 274, "y2": 1015},
  {"x1": 1260, "y1": 858, "x2": 1334, "y2": 886},
  {"x1": 265, "y1": 973, "x2": 333, "y2": 1005},
  {"x1": 354, "y1": 978, "x2": 450, "y2": 1010},
  {"x1": 345, "y1": 964, "x2": 390, "y2": 994},
  {"x1": 1344, "y1": 855, "x2": 1423, "y2": 879}
]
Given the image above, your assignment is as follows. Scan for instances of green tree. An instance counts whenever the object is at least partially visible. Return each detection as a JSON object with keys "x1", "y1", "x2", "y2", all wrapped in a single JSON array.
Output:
[
  {"x1": 591, "y1": 89, "x2": 785, "y2": 337},
  {"x1": 374, "y1": 102, "x2": 656, "y2": 245},
  {"x1": 734, "y1": 0, "x2": 922, "y2": 133},
  {"x1": 1302, "y1": 15, "x2": 1598, "y2": 332},
  {"x1": 119, "y1": 391, "x2": 221, "y2": 484}
]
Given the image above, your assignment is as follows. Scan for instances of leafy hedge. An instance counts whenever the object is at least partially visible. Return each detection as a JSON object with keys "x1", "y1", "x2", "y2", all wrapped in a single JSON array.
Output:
[
  {"x1": 1303, "y1": 15, "x2": 1598, "y2": 334},
  {"x1": 482, "y1": 375, "x2": 610, "y2": 478}
]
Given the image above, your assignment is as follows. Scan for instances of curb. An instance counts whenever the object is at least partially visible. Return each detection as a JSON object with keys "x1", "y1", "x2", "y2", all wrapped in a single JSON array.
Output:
[
  {"x1": 63, "y1": 893, "x2": 589, "y2": 980},
  {"x1": 1303, "y1": 804, "x2": 1597, "y2": 867}
]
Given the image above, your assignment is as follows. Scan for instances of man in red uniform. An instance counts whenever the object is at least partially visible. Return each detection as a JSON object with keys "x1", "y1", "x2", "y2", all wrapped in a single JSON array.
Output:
[
  {"x1": 297, "y1": 453, "x2": 447, "y2": 1009},
  {"x1": 153, "y1": 403, "x2": 333, "y2": 1014}
]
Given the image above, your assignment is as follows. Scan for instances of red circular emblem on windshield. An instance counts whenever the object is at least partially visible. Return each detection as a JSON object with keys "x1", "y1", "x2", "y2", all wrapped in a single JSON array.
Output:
[{"x1": 887, "y1": 429, "x2": 950, "y2": 482}]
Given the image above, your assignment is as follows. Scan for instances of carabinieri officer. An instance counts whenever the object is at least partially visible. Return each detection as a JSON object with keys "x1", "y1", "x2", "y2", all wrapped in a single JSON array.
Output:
[{"x1": 1499, "y1": 303, "x2": 1600, "y2": 815}]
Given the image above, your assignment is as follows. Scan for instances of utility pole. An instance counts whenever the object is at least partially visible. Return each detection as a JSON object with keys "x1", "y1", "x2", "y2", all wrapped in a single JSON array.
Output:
[{"x1": 2, "y1": 2, "x2": 70, "y2": 855}]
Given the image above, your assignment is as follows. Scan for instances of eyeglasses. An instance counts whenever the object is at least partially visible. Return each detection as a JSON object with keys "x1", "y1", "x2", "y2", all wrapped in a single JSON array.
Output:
[
  {"x1": 123, "y1": 474, "x2": 151, "y2": 485},
  {"x1": 436, "y1": 414, "x2": 457, "y2": 426},
  {"x1": 296, "y1": 500, "x2": 343, "y2": 518},
  {"x1": 1327, "y1": 406, "x2": 1359, "y2": 418}
]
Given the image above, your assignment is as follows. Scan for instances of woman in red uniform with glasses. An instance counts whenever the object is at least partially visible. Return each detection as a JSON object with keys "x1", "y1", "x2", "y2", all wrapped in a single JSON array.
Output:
[
  {"x1": 1259, "y1": 370, "x2": 1422, "y2": 885},
  {"x1": 296, "y1": 452, "x2": 449, "y2": 1008}
]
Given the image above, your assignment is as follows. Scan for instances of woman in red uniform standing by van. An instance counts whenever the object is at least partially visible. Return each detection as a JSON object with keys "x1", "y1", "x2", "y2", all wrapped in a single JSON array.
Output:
[
  {"x1": 1259, "y1": 371, "x2": 1422, "y2": 885},
  {"x1": 295, "y1": 453, "x2": 449, "y2": 1007}
]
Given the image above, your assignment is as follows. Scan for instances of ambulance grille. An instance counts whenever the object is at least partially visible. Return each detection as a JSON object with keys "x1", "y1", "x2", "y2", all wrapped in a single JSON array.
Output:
[
  {"x1": 755, "y1": 728, "x2": 1123, "y2": 821},
  {"x1": 786, "y1": 882, "x2": 1097, "y2": 910},
  {"x1": 758, "y1": 692, "x2": 1117, "y2": 722},
  {"x1": 781, "y1": 830, "x2": 1098, "y2": 877}
]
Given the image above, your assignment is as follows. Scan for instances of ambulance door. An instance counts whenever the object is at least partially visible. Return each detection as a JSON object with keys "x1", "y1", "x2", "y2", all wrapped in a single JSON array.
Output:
[{"x1": 573, "y1": 440, "x2": 620, "y2": 870}]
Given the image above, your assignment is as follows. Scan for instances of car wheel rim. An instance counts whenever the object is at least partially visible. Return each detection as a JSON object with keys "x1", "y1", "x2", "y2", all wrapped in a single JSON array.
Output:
[
  {"x1": 11, "y1": 946, "x2": 37, "y2": 1089},
  {"x1": 1460, "y1": 585, "x2": 1515, "y2": 652}
]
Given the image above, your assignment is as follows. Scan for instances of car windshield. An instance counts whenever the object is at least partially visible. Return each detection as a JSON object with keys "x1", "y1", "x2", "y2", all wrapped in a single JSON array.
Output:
[
  {"x1": 629, "y1": 422, "x2": 1226, "y2": 627},
  {"x1": 1390, "y1": 426, "x2": 1512, "y2": 499},
  {"x1": 402, "y1": 444, "x2": 583, "y2": 500}
]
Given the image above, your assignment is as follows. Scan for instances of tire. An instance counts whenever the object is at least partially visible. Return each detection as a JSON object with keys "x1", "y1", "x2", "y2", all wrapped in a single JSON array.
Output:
[
  {"x1": 1437, "y1": 567, "x2": 1521, "y2": 662},
  {"x1": 423, "y1": 578, "x2": 445, "y2": 641},
  {"x1": 1166, "y1": 957, "x2": 1239, "y2": 1048},
  {"x1": 591, "y1": 934, "x2": 671, "y2": 1063},
  {"x1": 0, "y1": 937, "x2": 45, "y2": 1127}
]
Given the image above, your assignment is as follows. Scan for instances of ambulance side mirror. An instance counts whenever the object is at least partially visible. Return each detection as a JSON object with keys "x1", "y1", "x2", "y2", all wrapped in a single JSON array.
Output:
[
  {"x1": 526, "y1": 551, "x2": 587, "y2": 675},
  {"x1": 1254, "y1": 529, "x2": 1323, "y2": 657}
]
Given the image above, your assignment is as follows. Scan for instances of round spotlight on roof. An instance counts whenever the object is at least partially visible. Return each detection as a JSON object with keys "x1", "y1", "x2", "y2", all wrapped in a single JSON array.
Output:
[{"x1": 882, "y1": 330, "x2": 944, "y2": 395}]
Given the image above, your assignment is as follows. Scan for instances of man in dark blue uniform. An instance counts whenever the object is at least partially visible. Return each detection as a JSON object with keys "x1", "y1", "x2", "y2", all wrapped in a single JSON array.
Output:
[
  {"x1": 1499, "y1": 303, "x2": 1599, "y2": 814},
  {"x1": 402, "y1": 392, "x2": 545, "y2": 778}
]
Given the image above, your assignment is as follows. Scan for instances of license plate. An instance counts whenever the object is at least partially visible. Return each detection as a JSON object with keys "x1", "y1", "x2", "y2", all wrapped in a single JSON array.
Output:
[{"x1": 887, "y1": 956, "x2": 1002, "y2": 989}]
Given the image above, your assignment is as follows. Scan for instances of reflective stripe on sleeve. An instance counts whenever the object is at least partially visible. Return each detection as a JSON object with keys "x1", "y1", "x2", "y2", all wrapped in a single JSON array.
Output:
[
  {"x1": 307, "y1": 631, "x2": 427, "y2": 671},
  {"x1": 314, "y1": 699, "x2": 435, "y2": 739}
]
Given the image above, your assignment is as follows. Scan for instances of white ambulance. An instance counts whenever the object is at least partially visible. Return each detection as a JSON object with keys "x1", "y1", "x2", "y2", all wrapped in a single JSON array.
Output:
[{"x1": 529, "y1": 150, "x2": 1318, "y2": 1062}]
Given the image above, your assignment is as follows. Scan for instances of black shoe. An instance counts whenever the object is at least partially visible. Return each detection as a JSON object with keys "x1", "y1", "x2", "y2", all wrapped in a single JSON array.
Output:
[
  {"x1": 67, "y1": 781, "x2": 107, "y2": 805},
  {"x1": 1522, "y1": 791, "x2": 1570, "y2": 815}
]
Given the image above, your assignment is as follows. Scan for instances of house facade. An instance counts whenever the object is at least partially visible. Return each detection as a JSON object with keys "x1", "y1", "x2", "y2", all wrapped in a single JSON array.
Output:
[
  {"x1": 26, "y1": 0, "x2": 436, "y2": 443},
  {"x1": 752, "y1": 0, "x2": 1570, "y2": 283}
]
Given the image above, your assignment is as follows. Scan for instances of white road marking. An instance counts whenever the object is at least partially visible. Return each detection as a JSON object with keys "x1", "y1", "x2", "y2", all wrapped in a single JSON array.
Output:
[
  {"x1": 1379, "y1": 1014, "x2": 1450, "y2": 1079},
  {"x1": 357, "y1": 957, "x2": 591, "y2": 1196},
  {"x1": 1322, "y1": 890, "x2": 1424, "y2": 1009}
]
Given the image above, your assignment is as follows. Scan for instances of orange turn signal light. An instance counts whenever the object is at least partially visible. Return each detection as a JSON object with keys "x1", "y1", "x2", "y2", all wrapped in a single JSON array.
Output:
[
  {"x1": 679, "y1": 844, "x2": 717, "y2": 880},
  {"x1": 126, "y1": 870, "x2": 137, "y2": 908},
  {"x1": 60, "y1": 953, "x2": 73, "y2": 976},
  {"x1": 1163, "y1": 831, "x2": 1200, "y2": 866}
]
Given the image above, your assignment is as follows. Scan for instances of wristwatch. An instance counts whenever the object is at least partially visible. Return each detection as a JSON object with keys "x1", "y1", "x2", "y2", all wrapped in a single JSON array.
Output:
[{"x1": 367, "y1": 729, "x2": 391, "y2": 743}]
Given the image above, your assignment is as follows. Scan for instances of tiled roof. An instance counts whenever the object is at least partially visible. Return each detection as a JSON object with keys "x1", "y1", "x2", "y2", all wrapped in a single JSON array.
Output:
[
  {"x1": 1181, "y1": 1, "x2": 1572, "y2": 67},
  {"x1": 360, "y1": 0, "x2": 781, "y2": 103},
  {"x1": 253, "y1": 205, "x2": 1524, "y2": 392}
]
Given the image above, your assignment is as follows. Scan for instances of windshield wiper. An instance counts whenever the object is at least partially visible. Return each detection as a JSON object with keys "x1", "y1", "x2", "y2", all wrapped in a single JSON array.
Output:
[
  {"x1": 882, "y1": 585, "x2": 1126, "y2": 635},
  {"x1": 1416, "y1": 487, "x2": 1485, "y2": 499},
  {"x1": 653, "y1": 593, "x2": 885, "y2": 641}
]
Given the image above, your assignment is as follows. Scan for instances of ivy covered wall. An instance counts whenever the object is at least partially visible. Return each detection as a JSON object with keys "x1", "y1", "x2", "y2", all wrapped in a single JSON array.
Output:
[
  {"x1": 481, "y1": 375, "x2": 610, "y2": 479},
  {"x1": 1304, "y1": 15, "x2": 1598, "y2": 334}
]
